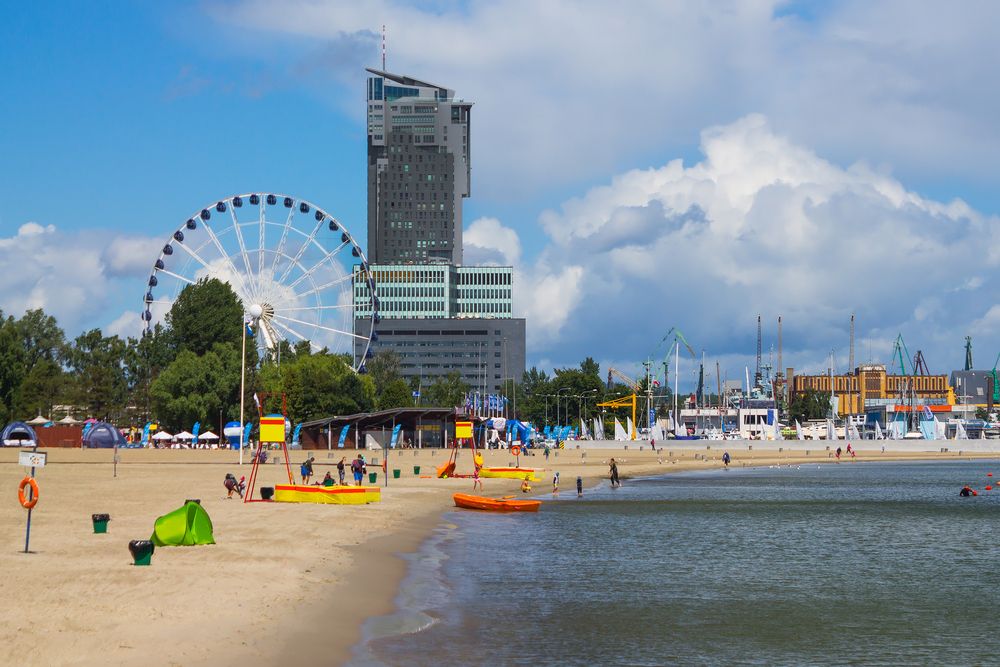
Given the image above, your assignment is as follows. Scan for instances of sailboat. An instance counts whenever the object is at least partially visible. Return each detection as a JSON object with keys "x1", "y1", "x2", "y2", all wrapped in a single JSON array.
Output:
[
  {"x1": 795, "y1": 420, "x2": 805, "y2": 441},
  {"x1": 826, "y1": 419, "x2": 836, "y2": 441},
  {"x1": 626, "y1": 416, "x2": 636, "y2": 441},
  {"x1": 955, "y1": 420, "x2": 968, "y2": 440},
  {"x1": 874, "y1": 421, "x2": 884, "y2": 440},
  {"x1": 613, "y1": 418, "x2": 628, "y2": 441}
]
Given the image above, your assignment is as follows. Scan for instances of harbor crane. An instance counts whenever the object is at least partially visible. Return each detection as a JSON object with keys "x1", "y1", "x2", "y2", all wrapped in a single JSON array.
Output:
[
  {"x1": 649, "y1": 327, "x2": 695, "y2": 389},
  {"x1": 604, "y1": 367, "x2": 641, "y2": 439}
]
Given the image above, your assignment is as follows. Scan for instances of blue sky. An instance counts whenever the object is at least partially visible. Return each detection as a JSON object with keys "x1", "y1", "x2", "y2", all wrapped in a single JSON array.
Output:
[{"x1": 3, "y1": 1, "x2": 1000, "y2": 386}]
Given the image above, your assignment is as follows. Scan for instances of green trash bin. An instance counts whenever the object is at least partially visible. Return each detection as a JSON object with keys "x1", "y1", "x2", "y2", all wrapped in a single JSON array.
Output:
[
  {"x1": 413, "y1": 465, "x2": 421, "y2": 475},
  {"x1": 92, "y1": 513, "x2": 110, "y2": 534},
  {"x1": 393, "y1": 469, "x2": 401, "y2": 479},
  {"x1": 128, "y1": 539, "x2": 155, "y2": 566},
  {"x1": 368, "y1": 472, "x2": 377, "y2": 483}
]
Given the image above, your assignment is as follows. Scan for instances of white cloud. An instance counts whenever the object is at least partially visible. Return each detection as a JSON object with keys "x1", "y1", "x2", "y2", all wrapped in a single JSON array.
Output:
[
  {"x1": 471, "y1": 114, "x2": 1000, "y2": 376},
  {"x1": 463, "y1": 216, "x2": 521, "y2": 266},
  {"x1": 102, "y1": 236, "x2": 164, "y2": 278},
  {"x1": 214, "y1": 1, "x2": 1000, "y2": 200},
  {"x1": 0, "y1": 224, "x2": 149, "y2": 338}
]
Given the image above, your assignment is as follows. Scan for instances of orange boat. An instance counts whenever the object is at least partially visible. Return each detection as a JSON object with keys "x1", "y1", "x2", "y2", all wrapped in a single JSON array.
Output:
[{"x1": 453, "y1": 493, "x2": 541, "y2": 512}]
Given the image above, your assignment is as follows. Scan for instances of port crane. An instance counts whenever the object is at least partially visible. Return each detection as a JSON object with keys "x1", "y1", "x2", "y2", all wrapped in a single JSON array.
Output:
[{"x1": 602, "y1": 367, "x2": 640, "y2": 440}]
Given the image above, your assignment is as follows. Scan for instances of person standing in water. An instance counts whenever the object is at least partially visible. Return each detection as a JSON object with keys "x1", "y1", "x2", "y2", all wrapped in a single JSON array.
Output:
[
  {"x1": 552, "y1": 470, "x2": 560, "y2": 495},
  {"x1": 609, "y1": 458, "x2": 621, "y2": 488},
  {"x1": 576, "y1": 475, "x2": 583, "y2": 497}
]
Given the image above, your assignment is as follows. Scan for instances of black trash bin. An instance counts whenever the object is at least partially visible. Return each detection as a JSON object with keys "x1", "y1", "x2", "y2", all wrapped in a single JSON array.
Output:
[
  {"x1": 128, "y1": 539, "x2": 155, "y2": 566},
  {"x1": 185, "y1": 499, "x2": 201, "y2": 505},
  {"x1": 261, "y1": 486, "x2": 275, "y2": 501}
]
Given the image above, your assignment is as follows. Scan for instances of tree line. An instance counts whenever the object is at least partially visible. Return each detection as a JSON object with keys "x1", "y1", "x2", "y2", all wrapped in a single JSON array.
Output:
[{"x1": 0, "y1": 278, "x2": 673, "y2": 435}]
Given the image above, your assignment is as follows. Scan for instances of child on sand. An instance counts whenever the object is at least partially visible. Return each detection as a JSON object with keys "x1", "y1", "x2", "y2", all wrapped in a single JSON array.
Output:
[
  {"x1": 552, "y1": 471, "x2": 560, "y2": 495},
  {"x1": 472, "y1": 463, "x2": 483, "y2": 491},
  {"x1": 521, "y1": 475, "x2": 532, "y2": 493},
  {"x1": 337, "y1": 457, "x2": 346, "y2": 485}
]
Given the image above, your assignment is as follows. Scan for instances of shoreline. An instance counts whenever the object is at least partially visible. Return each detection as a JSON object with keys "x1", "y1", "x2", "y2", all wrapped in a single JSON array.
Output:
[{"x1": 2, "y1": 446, "x2": 998, "y2": 666}]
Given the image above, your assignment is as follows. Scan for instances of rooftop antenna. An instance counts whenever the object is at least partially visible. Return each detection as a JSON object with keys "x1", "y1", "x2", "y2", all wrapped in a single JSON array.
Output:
[
  {"x1": 849, "y1": 313, "x2": 855, "y2": 372},
  {"x1": 381, "y1": 24, "x2": 386, "y2": 70},
  {"x1": 777, "y1": 314, "x2": 783, "y2": 374},
  {"x1": 754, "y1": 314, "x2": 762, "y2": 389}
]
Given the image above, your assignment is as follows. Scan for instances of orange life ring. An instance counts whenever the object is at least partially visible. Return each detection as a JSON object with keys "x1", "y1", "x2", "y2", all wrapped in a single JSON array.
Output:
[
  {"x1": 18, "y1": 476, "x2": 39, "y2": 509},
  {"x1": 510, "y1": 444, "x2": 521, "y2": 457}
]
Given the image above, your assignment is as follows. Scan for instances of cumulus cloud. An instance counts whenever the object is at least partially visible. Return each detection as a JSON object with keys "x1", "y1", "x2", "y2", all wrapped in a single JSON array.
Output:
[
  {"x1": 470, "y1": 114, "x2": 1000, "y2": 377},
  {"x1": 213, "y1": 0, "x2": 1000, "y2": 199},
  {"x1": 463, "y1": 216, "x2": 522, "y2": 266},
  {"x1": 102, "y1": 235, "x2": 165, "y2": 277},
  {"x1": 0, "y1": 224, "x2": 151, "y2": 339}
]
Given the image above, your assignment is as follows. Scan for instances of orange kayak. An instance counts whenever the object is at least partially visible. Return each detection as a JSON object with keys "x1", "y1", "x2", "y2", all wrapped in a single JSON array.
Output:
[{"x1": 453, "y1": 493, "x2": 541, "y2": 512}]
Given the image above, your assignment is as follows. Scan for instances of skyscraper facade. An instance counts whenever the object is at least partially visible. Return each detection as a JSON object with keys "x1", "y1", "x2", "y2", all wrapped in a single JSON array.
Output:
[
  {"x1": 366, "y1": 69, "x2": 471, "y2": 265},
  {"x1": 357, "y1": 68, "x2": 525, "y2": 400}
]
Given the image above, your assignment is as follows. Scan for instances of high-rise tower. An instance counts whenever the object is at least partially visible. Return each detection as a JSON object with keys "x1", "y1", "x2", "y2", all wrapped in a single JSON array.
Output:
[{"x1": 366, "y1": 69, "x2": 471, "y2": 265}]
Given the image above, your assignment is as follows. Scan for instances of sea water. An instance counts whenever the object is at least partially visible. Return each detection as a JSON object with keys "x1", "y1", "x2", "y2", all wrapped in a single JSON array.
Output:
[{"x1": 351, "y1": 460, "x2": 1000, "y2": 665}]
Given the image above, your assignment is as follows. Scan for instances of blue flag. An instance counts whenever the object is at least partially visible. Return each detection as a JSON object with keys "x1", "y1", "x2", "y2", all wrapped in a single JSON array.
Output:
[
  {"x1": 338, "y1": 425, "x2": 350, "y2": 448},
  {"x1": 390, "y1": 424, "x2": 402, "y2": 449}
]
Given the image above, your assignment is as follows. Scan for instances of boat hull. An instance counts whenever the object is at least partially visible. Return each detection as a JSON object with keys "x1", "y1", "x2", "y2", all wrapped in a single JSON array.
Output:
[{"x1": 453, "y1": 493, "x2": 541, "y2": 512}]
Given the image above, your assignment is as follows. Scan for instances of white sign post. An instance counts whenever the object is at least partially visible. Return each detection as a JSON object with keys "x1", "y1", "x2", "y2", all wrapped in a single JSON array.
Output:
[{"x1": 19, "y1": 450, "x2": 46, "y2": 468}]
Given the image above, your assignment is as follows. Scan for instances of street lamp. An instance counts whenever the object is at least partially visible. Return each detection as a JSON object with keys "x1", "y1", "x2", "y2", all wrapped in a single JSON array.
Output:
[
  {"x1": 579, "y1": 389, "x2": 598, "y2": 425},
  {"x1": 556, "y1": 387, "x2": 571, "y2": 428},
  {"x1": 239, "y1": 304, "x2": 263, "y2": 466}
]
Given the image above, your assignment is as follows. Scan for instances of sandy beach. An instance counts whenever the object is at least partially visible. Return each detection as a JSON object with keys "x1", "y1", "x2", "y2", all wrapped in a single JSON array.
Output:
[{"x1": 2, "y1": 444, "x2": 997, "y2": 666}]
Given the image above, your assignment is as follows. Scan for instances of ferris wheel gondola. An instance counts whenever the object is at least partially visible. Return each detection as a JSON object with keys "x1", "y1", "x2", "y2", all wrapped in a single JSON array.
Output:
[{"x1": 143, "y1": 192, "x2": 377, "y2": 371}]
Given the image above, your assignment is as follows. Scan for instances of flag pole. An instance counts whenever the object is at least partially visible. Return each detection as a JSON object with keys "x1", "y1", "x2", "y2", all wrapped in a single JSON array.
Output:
[{"x1": 239, "y1": 315, "x2": 246, "y2": 466}]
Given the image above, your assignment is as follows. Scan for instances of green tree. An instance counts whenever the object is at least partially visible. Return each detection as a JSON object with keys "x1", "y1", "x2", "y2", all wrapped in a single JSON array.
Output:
[
  {"x1": 123, "y1": 323, "x2": 175, "y2": 424},
  {"x1": 68, "y1": 329, "x2": 127, "y2": 422},
  {"x1": 166, "y1": 278, "x2": 243, "y2": 356},
  {"x1": 15, "y1": 308, "x2": 66, "y2": 373},
  {"x1": 150, "y1": 345, "x2": 240, "y2": 431},
  {"x1": 787, "y1": 389, "x2": 832, "y2": 423},
  {"x1": 424, "y1": 371, "x2": 470, "y2": 408},
  {"x1": 15, "y1": 358, "x2": 67, "y2": 419},
  {"x1": 0, "y1": 317, "x2": 26, "y2": 421},
  {"x1": 377, "y1": 378, "x2": 414, "y2": 410},
  {"x1": 367, "y1": 350, "x2": 402, "y2": 395}
]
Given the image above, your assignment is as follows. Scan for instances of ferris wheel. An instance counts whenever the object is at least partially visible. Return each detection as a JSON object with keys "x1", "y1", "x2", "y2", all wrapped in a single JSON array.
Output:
[{"x1": 143, "y1": 193, "x2": 379, "y2": 370}]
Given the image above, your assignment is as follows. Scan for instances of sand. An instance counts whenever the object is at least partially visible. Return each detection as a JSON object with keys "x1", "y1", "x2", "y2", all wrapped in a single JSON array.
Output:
[{"x1": 2, "y1": 444, "x2": 996, "y2": 666}]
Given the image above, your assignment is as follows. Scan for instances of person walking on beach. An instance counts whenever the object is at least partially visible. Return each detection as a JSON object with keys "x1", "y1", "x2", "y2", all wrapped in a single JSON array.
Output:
[
  {"x1": 544, "y1": 444, "x2": 551, "y2": 461},
  {"x1": 472, "y1": 462, "x2": 483, "y2": 491},
  {"x1": 351, "y1": 458, "x2": 363, "y2": 485},
  {"x1": 576, "y1": 475, "x2": 583, "y2": 497},
  {"x1": 835, "y1": 446, "x2": 842, "y2": 462},
  {"x1": 722, "y1": 451, "x2": 731, "y2": 468},
  {"x1": 301, "y1": 456, "x2": 315, "y2": 485},
  {"x1": 609, "y1": 458, "x2": 621, "y2": 488},
  {"x1": 337, "y1": 457, "x2": 346, "y2": 485},
  {"x1": 552, "y1": 470, "x2": 560, "y2": 495},
  {"x1": 846, "y1": 442, "x2": 855, "y2": 460}
]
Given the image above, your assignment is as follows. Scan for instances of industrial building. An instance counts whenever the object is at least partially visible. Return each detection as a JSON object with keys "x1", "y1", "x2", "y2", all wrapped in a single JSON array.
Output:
[{"x1": 787, "y1": 364, "x2": 956, "y2": 417}]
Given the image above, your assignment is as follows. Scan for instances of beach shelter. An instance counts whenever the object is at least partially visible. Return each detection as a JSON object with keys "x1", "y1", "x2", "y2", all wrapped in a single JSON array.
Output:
[
  {"x1": 174, "y1": 431, "x2": 195, "y2": 440},
  {"x1": 57, "y1": 415, "x2": 80, "y2": 425},
  {"x1": 2, "y1": 421, "x2": 38, "y2": 447},
  {"x1": 26, "y1": 414, "x2": 49, "y2": 426},
  {"x1": 152, "y1": 431, "x2": 173, "y2": 442},
  {"x1": 198, "y1": 430, "x2": 219, "y2": 440},
  {"x1": 82, "y1": 422, "x2": 127, "y2": 449},
  {"x1": 150, "y1": 501, "x2": 215, "y2": 547}
]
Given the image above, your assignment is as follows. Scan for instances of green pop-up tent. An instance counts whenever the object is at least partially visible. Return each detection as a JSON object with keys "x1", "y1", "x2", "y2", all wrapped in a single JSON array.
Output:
[{"x1": 150, "y1": 501, "x2": 215, "y2": 546}]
